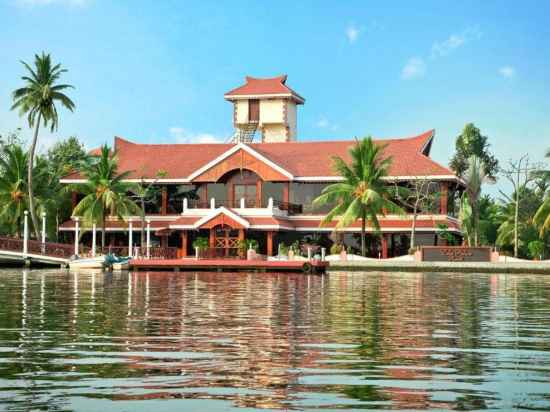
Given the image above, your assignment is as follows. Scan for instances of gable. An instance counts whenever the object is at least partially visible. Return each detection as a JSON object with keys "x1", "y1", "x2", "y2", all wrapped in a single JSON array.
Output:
[
  {"x1": 193, "y1": 207, "x2": 250, "y2": 229},
  {"x1": 191, "y1": 146, "x2": 292, "y2": 182}
]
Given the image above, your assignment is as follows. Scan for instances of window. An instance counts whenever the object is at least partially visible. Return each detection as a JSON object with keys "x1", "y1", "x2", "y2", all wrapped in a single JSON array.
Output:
[
  {"x1": 290, "y1": 182, "x2": 334, "y2": 213},
  {"x1": 248, "y1": 99, "x2": 259, "y2": 122}
]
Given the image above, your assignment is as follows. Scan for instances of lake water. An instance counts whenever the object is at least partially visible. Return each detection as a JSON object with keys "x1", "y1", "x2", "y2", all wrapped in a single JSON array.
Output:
[{"x1": 0, "y1": 269, "x2": 549, "y2": 411}]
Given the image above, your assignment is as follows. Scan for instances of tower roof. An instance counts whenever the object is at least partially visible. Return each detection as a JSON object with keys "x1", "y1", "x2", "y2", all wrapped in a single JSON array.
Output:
[{"x1": 224, "y1": 75, "x2": 305, "y2": 104}]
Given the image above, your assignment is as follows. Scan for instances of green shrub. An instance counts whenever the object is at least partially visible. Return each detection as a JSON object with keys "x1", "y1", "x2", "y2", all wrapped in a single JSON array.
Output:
[
  {"x1": 528, "y1": 240, "x2": 544, "y2": 260},
  {"x1": 278, "y1": 243, "x2": 289, "y2": 256},
  {"x1": 330, "y1": 243, "x2": 344, "y2": 254},
  {"x1": 192, "y1": 237, "x2": 209, "y2": 251}
]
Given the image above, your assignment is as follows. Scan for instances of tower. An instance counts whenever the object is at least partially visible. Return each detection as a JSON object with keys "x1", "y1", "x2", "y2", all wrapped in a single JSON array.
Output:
[{"x1": 224, "y1": 75, "x2": 305, "y2": 143}]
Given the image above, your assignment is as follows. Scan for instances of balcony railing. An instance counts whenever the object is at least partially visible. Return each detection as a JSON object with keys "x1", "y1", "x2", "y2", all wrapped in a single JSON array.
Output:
[
  {"x1": 98, "y1": 246, "x2": 178, "y2": 259},
  {"x1": 185, "y1": 198, "x2": 303, "y2": 215}
]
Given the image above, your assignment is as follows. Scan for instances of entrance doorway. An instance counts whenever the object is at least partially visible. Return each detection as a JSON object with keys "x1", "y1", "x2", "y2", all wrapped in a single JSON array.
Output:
[{"x1": 213, "y1": 225, "x2": 241, "y2": 258}]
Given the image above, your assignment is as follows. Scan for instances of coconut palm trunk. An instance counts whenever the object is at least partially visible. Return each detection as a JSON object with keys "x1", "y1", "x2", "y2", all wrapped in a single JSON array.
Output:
[
  {"x1": 27, "y1": 112, "x2": 42, "y2": 239},
  {"x1": 361, "y1": 212, "x2": 366, "y2": 257},
  {"x1": 102, "y1": 212, "x2": 106, "y2": 250}
]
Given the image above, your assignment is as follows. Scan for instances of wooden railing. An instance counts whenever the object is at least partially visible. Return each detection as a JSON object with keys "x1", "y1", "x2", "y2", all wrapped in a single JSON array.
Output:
[
  {"x1": 0, "y1": 236, "x2": 81, "y2": 259},
  {"x1": 187, "y1": 199, "x2": 303, "y2": 215},
  {"x1": 272, "y1": 200, "x2": 303, "y2": 215},
  {"x1": 99, "y1": 246, "x2": 178, "y2": 259},
  {"x1": 198, "y1": 247, "x2": 244, "y2": 260}
]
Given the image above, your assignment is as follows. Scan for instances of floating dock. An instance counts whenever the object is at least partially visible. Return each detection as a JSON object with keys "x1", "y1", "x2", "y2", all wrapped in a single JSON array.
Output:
[{"x1": 129, "y1": 258, "x2": 328, "y2": 273}]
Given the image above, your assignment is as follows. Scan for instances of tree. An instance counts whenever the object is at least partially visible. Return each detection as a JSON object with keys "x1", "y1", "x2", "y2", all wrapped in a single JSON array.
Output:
[
  {"x1": 0, "y1": 129, "x2": 25, "y2": 151},
  {"x1": 0, "y1": 145, "x2": 50, "y2": 237},
  {"x1": 450, "y1": 123, "x2": 499, "y2": 178},
  {"x1": 461, "y1": 156, "x2": 494, "y2": 246},
  {"x1": 72, "y1": 145, "x2": 141, "y2": 249},
  {"x1": 499, "y1": 155, "x2": 539, "y2": 257},
  {"x1": 534, "y1": 149, "x2": 550, "y2": 237},
  {"x1": 313, "y1": 137, "x2": 403, "y2": 256},
  {"x1": 392, "y1": 175, "x2": 439, "y2": 250},
  {"x1": 11, "y1": 52, "x2": 75, "y2": 239},
  {"x1": 130, "y1": 170, "x2": 167, "y2": 248},
  {"x1": 477, "y1": 195, "x2": 501, "y2": 246},
  {"x1": 47, "y1": 136, "x2": 87, "y2": 177}
]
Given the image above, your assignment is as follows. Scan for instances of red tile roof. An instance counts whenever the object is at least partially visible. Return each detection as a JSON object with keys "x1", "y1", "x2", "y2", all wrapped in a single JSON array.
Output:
[
  {"x1": 224, "y1": 75, "x2": 305, "y2": 103},
  {"x1": 59, "y1": 219, "x2": 170, "y2": 230},
  {"x1": 289, "y1": 216, "x2": 460, "y2": 231},
  {"x1": 62, "y1": 130, "x2": 455, "y2": 182},
  {"x1": 59, "y1": 215, "x2": 459, "y2": 231}
]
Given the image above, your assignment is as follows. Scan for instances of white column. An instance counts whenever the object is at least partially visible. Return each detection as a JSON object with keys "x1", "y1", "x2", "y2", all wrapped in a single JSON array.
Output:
[
  {"x1": 183, "y1": 198, "x2": 188, "y2": 214},
  {"x1": 321, "y1": 247, "x2": 326, "y2": 261},
  {"x1": 74, "y1": 217, "x2": 80, "y2": 256},
  {"x1": 128, "y1": 219, "x2": 133, "y2": 258},
  {"x1": 307, "y1": 247, "x2": 312, "y2": 261},
  {"x1": 268, "y1": 197, "x2": 274, "y2": 210},
  {"x1": 195, "y1": 246, "x2": 199, "y2": 260},
  {"x1": 91, "y1": 223, "x2": 97, "y2": 257},
  {"x1": 240, "y1": 198, "x2": 245, "y2": 209},
  {"x1": 41, "y1": 212, "x2": 46, "y2": 245},
  {"x1": 23, "y1": 210, "x2": 29, "y2": 257},
  {"x1": 146, "y1": 219, "x2": 151, "y2": 259},
  {"x1": 210, "y1": 198, "x2": 215, "y2": 209}
]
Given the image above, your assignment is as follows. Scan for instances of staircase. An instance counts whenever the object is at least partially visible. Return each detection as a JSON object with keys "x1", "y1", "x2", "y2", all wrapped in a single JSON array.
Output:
[{"x1": 230, "y1": 122, "x2": 258, "y2": 143}]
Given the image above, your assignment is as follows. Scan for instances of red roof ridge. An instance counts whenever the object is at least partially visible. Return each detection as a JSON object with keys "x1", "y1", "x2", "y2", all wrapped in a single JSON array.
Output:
[
  {"x1": 248, "y1": 129, "x2": 435, "y2": 148},
  {"x1": 224, "y1": 75, "x2": 305, "y2": 103},
  {"x1": 245, "y1": 74, "x2": 287, "y2": 83}
]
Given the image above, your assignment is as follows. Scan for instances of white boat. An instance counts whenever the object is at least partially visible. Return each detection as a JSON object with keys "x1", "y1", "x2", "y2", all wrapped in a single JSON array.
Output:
[{"x1": 69, "y1": 256, "x2": 105, "y2": 269}]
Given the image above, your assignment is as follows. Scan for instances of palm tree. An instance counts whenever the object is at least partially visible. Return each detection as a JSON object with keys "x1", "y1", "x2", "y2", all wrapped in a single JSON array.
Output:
[
  {"x1": 313, "y1": 137, "x2": 403, "y2": 256},
  {"x1": 534, "y1": 149, "x2": 550, "y2": 236},
  {"x1": 0, "y1": 145, "x2": 50, "y2": 237},
  {"x1": 461, "y1": 156, "x2": 493, "y2": 246},
  {"x1": 11, "y1": 52, "x2": 75, "y2": 239},
  {"x1": 0, "y1": 145, "x2": 29, "y2": 236},
  {"x1": 72, "y1": 146, "x2": 142, "y2": 249}
]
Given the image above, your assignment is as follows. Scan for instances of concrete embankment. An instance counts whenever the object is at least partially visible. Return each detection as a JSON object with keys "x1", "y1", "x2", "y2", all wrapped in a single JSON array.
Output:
[{"x1": 329, "y1": 260, "x2": 550, "y2": 274}]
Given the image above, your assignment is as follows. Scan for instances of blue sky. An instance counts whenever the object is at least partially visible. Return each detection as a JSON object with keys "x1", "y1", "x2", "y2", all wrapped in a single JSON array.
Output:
[{"x1": 1, "y1": 0, "x2": 549, "y2": 192}]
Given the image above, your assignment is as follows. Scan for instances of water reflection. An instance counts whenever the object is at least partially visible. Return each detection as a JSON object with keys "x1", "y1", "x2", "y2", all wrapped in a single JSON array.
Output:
[{"x1": 0, "y1": 270, "x2": 549, "y2": 410}]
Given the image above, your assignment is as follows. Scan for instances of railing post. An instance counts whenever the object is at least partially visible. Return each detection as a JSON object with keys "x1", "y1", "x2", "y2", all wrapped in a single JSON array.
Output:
[
  {"x1": 146, "y1": 219, "x2": 151, "y2": 259},
  {"x1": 92, "y1": 223, "x2": 97, "y2": 257},
  {"x1": 210, "y1": 198, "x2": 215, "y2": 209},
  {"x1": 128, "y1": 218, "x2": 133, "y2": 258},
  {"x1": 183, "y1": 198, "x2": 188, "y2": 213},
  {"x1": 74, "y1": 217, "x2": 80, "y2": 256},
  {"x1": 23, "y1": 210, "x2": 28, "y2": 257},
  {"x1": 41, "y1": 211, "x2": 46, "y2": 246},
  {"x1": 240, "y1": 197, "x2": 245, "y2": 209}
]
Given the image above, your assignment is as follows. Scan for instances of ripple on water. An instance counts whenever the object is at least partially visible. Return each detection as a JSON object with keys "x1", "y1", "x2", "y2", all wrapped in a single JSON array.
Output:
[{"x1": 0, "y1": 269, "x2": 549, "y2": 410}]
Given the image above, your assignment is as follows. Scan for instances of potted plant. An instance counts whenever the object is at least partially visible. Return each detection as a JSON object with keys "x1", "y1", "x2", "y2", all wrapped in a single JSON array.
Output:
[
  {"x1": 192, "y1": 237, "x2": 209, "y2": 258},
  {"x1": 289, "y1": 240, "x2": 300, "y2": 260},
  {"x1": 330, "y1": 243, "x2": 343, "y2": 255},
  {"x1": 278, "y1": 242, "x2": 289, "y2": 259},
  {"x1": 300, "y1": 234, "x2": 322, "y2": 256}
]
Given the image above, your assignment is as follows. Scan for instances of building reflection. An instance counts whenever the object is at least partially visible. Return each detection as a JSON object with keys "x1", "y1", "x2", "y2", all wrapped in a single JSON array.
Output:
[{"x1": 0, "y1": 270, "x2": 549, "y2": 410}]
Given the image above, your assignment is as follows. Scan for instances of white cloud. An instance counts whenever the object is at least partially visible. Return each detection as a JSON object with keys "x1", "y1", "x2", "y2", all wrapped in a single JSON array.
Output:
[
  {"x1": 15, "y1": 0, "x2": 89, "y2": 7},
  {"x1": 316, "y1": 117, "x2": 339, "y2": 131},
  {"x1": 316, "y1": 118, "x2": 329, "y2": 128},
  {"x1": 345, "y1": 24, "x2": 360, "y2": 44},
  {"x1": 431, "y1": 27, "x2": 482, "y2": 58},
  {"x1": 499, "y1": 66, "x2": 516, "y2": 78},
  {"x1": 401, "y1": 57, "x2": 426, "y2": 80},
  {"x1": 169, "y1": 127, "x2": 222, "y2": 144}
]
